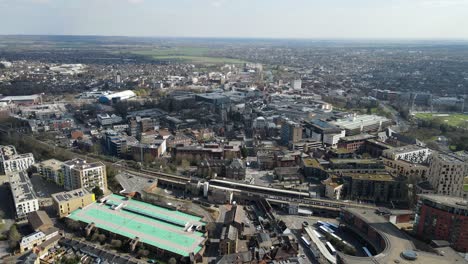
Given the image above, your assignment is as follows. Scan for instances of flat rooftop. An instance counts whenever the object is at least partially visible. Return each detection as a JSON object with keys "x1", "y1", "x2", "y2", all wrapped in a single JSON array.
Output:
[
  {"x1": 384, "y1": 145, "x2": 428, "y2": 155},
  {"x1": 418, "y1": 194, "x2": 468, "y2": 211},
  {"x1": 340, "y1": 133, "x2": 376, "y2": 142},
  {"x1": 52, "y1": 188, "x2": 92, "y2": 203},
  {"x1": 9, "y1": 171, "x2": 37, "y2": 204},
  {"x1": 344, "y1": 172, "x2": 394, "y2": 181},
  {"x1": 63, "y1": 158, "x2": 104, "y2": 170},
  {"x1": 68, "y1": 194, "x2": 205, "y2": 257},
  {"x1": 332, "y1": 115, "x2": 391, "y2": 130},
  {"x1": 38, "y1": 159, "x2": 63, "y2": 171}
]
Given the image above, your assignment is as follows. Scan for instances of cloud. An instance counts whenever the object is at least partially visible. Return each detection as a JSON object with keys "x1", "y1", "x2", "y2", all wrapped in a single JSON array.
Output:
[{"x1": 127, "y1": 0, "x2": 144, "y2": 4}]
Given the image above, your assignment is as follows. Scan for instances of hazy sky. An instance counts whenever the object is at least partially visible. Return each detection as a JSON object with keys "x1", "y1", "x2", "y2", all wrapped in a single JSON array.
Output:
[{"x1": 1, "y1": 0, "x2": 468, "y2": 39}]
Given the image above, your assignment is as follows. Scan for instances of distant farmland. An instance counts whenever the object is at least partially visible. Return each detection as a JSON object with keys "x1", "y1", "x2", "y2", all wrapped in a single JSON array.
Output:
[{"x1": 130, "y1": 46, "x2": 246, "y2": 65}]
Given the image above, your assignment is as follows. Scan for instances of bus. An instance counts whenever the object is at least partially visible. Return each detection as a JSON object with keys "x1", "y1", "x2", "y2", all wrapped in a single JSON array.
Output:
[
  {"x1": 319, "y1": 225, "x2": 335, "y2": 234},
  {"x1": 325, "y1": 222, "x2": 339, "y2": 229},
  {"x1": 301, "y1": 236, "x2": 311, "y2": 246},
  {"x1": 317, "y1": 221, "x2": 328, "y2": 227},
  {"x1": 363, "y1": 247, "x2": 372, "y2": 257},
  {"x1": 326, "y1": 242, "x2": 337, "y2": 255},
  {"x1": 331, "y1": 233, "x2": 342, "y2": 241},
  {"x1": 312, "y1": 229, "x2": 323, "y2": 240}
]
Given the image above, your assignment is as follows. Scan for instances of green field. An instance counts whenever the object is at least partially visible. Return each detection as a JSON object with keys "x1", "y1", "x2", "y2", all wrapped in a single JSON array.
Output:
[
  {"x1": 414, "y1": 113, "x2": 468, "y2": 128},
  {"x1": 131, "y1": 47, "x2": 246, "y2": 65}
]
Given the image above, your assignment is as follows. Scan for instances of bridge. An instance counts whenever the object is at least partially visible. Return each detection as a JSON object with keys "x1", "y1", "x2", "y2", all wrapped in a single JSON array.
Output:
[{"x1": 118, "y1": 168, "x2": 376, "y2": 212}]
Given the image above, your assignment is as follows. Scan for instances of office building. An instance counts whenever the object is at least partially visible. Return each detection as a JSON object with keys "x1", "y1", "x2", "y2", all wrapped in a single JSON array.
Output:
[
  {"x1": 63, "y1": 158, "x2": 107, "y2": 191},
  {"x1": 280, "y1": 120, "x2": 302, "y2": 146},
  {"x1": 51, "y1": 188, "x2": 95, "y2": 218},
  {"x1": 304, "y1": 120, "x2": 345, "y2": 147},
  {"x1": 0, "y1": 145, "x2": 35, "y2": 174},
  {"x1": 414, "y1": 194, "x2": 468, "y2": 252},
  {"x1": 341, "y1": 172, "x2": 407, "y2": 203},
  {"x1": 8, "y1": 171, "x2": 39, "y2": 219}
]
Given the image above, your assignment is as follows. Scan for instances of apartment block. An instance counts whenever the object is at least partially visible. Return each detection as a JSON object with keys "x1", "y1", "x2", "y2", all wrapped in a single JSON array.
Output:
[{"x1": 63, "y1": 158, "x2": 107, "y2": 191}]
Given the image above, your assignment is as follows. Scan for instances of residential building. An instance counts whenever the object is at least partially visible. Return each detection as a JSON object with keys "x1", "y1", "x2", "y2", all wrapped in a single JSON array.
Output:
[
  {"x1": 219, "y1": 225, "x2": 238, "y2": 255},
  {"x1": 341, "y1": 172, "x2": 407, "y2": 203},
  {"x1": 19, "y1": 228, "x2": 60, "y2": 253},
  {"x1": 427, "y1": 152, "x2": 468, "y2": 197},
  {"x1": 51, "y1": 188, "x2": 95, "y2": 218},
  {"x1": 225, "y1": 159, "x2": 246, "y2": 180},
  {"x1": 0, "y1": 145, "x2": 35, "y2": 173},
  {"x1": 63, "y1": 159, "x2": 107, "y2": 191},
  {"x1": 382, "y1": 145, "x2": 431, "y2": 164},
  {"x1": 8, "y1": 171, "x2": 39, "y2": 219},
  {"x1": 414, "y1": 194, "x2": 468, "y2": 252},
  {"x1": 36, "y1": 159, "x2": 64, "y2": 186}
]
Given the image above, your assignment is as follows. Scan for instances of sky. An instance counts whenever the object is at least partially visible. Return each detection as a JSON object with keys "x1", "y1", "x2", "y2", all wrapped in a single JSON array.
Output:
[{"x1": 1, "y1": 0, "x2": 468, "y2": 39}]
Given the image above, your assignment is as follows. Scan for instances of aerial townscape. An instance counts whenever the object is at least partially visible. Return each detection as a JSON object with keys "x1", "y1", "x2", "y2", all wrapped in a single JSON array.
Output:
[{"x1": 1, "y1": 2, "x2": 468, "y2": 264}]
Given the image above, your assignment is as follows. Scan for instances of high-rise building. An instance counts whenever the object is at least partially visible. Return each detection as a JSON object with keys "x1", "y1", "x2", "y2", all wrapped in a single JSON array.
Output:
[
  {"x1": 281, "y1": 120, "x2": 302, "y2": 146},
  {"x1": 414, "y1": 194, "x2": 468, "y2": 252},
  {"x1": 427, "y1": 152, "x2": 468, "y2": 198},
  {"x1": 293, "y1": 79, "x2": 302, "y2": 90},
  {"x1": 0, "y1": 145, "x2": 35, "y2": 174},
  {"x1": 63, "y1": 159, "x2": 107, "y2": 191}
]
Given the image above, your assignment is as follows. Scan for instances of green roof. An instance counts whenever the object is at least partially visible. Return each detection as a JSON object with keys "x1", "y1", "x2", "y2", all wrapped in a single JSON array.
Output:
[{"x1": 68, "y1": 194, "x2": 205, "y2": 257}]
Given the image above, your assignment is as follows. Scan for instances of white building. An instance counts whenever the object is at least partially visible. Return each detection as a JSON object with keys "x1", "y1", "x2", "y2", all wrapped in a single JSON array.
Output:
[
  {"x1": 293, "y1": 79, "x2": 302, "y2": 90},
  {"x1": 427, "y1": 152, "x2": 468, "y2": 198},
  {"x1": 63, "y1": 158, "x2": 107, "y2": 191},
  {"x1": 332, "y1": 114, "x2": 393, "y2": 136},
  {"x1": 97, "y1": 113, "x2": 123, "y2": 126},
  {"x1": 382, "y1": 145, "x2": 431, "y2": 164},
  {"x1": 9, "y1": 171, "x2": 39, "y2": 219},
  {"x1": 0, "y1": 145, "x2": 35, "y2": 174},
  {"x1": 20, "y1": 228, "x2": 60, "y2": 253}
]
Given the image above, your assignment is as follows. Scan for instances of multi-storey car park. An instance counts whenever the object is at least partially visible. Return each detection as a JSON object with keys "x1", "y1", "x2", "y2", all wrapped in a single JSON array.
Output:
[{"x1": 67, "y1": 194, "x2": 207, "y2": 260}]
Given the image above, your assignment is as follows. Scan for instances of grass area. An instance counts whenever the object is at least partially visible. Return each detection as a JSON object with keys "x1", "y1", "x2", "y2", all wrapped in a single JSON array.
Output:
[
  {"x1": 131, "y1": 46, "x2": 246, "y2": 65},
  {"x1": 414, "y1": 113, "x2": 468, "y2": 128}
]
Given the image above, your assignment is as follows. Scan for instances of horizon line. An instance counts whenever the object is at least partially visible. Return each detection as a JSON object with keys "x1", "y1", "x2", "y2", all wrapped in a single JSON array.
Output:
[{"x1": 1, "y1": 34, "x2": 468, "y2": 43}]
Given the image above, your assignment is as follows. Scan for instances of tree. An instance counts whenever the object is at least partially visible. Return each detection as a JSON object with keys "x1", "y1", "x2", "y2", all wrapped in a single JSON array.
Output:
[
  {"x1": 168, "y1": 257, "x2": 177, "y2": 264},
  {"x1": 8, "y1": 225, "x2": 21, "y2": 250},
  {"x1": 98, "y1": 234, "x2": 106, "y2": 244},
  {"x1": 92, "y1": 186, "x2": 104, "y2": 199},
  {"x1": 111, "y1": 239, "x2": 122, "y2": 249},
  {"x1": 65, "y1": 218, "x2": 81, "y2": 231},
  {"x1": 241, "y1": 147, "x2": 248, "y2": 158},
  {"x1": 137, "y1": 249, "x2": 149, "y2": 257}
]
